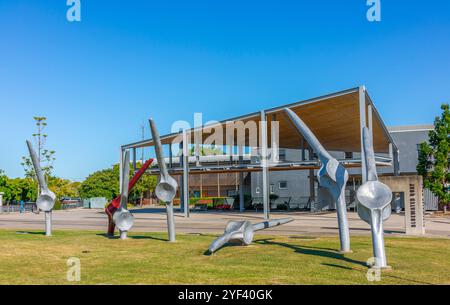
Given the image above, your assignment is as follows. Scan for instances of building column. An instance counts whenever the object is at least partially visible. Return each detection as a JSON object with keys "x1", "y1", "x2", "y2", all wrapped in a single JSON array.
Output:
[
  {"x1": 239, "y1": 145, "x2": 245, "y2": 212},
  {"x1": 0, "y1": 192, "x2": 4, "y2": 214},
  {"x1": 308, "y1": 147, "x2": 316, "y2": 212},
  {"x1": 182, "y1": 131, "x2": 190, "y2": 217},
  {"x1": 119, "y1": 148, "x2": 124, "y2": 194},
  {"x1": 132, "y1": 147, "x2": 137, "y2": 172},
  {"x1": 271, "y1": 114, "x2": 279, "y2": 163},
  {"x1": 359, "y1": 86, "x2": 368, "y2": 183},
  {"x1": 260, "y1": 110, "x2": 270, "y2": 220}
]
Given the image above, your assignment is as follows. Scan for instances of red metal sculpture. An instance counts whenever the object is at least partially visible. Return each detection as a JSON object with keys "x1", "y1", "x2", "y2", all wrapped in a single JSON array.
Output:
[{"x1": 105, "y1": 158, "x2": 154, "y2": 236}]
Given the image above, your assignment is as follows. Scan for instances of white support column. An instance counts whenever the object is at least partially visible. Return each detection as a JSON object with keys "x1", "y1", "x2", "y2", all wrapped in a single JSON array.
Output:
[
  {"x1": 119, "y1": 148, "x2": 124, "y2": 193},
  {"x1": 359, "y1": 86, "x2": 368, "y2": 183},
  {"x1": 0, "y1": 192, "x2": 4, "y2": 214},
  {"x1": 132, "y1": 147, "x2": 137, "y2": 172},
  {"x1": 182, "y1": 131, "x2": 190, "y2": 218},
  {"x1": 260, "y1": 110, "x2": 270, "y2": 220},
  {"x1": 368, "y1": 104, "x2": 374, "y2": 141},
  {"x1": 271, "y1": 114, "x2": 279, "y2": 163},
  {"x1": 238, "y1": 145, "x2": 245, "y2": 212}
]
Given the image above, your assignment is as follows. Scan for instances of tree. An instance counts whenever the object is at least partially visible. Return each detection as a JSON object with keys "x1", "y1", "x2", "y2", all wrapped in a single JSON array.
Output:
[
  {"x1": 79, "y1": 165, "x2": 120, "y2": 201},
  {"x1": 47, "y1": 176, "x2": 81, "y2": 199},
  {"x1": 130, "y1": 162, "x2": 157, "y2": 206},
  {"x1": 417, "y1": 104, "x2": 450, "y2": 211},
  {"x1": 79, "y1": 162, "x2": 157, "y2": 205},
  {"x1": 21, "y1": 117, "x2": 56, "y2": 184}
]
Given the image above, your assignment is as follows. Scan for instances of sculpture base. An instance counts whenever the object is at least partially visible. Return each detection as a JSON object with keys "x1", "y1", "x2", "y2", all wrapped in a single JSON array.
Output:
[
  {"x1": 339, "y1": 250, "x2": 353, "y2": 254},
  {"x1": 366, "y1": 263, "x2": 393, "y2": 271}
]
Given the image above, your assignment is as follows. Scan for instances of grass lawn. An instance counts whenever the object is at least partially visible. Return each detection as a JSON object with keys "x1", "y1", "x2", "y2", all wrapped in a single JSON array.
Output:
[{"x1": 0, "y1": 229, "x2": 449, "y2": 285}]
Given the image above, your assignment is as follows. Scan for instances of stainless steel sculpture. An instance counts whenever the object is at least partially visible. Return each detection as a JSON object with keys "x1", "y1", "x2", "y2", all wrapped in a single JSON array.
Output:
[
  {"x1": 113, "y1": 150, "x2": 134, "y2": 239},
  {"x1": 357, "y1": 127, "x2": 392, "y2": 269},
  {"x1": 149, "y1": 118, "x2": 177, "y2": 242},
  {"x1": 208, "y1": 218, "x2": 293, "y2": 253},
  {"x1": 26, "y1": 140, "x2": 56, "y2": 236},
  {"x1": 284, "y1": 108, "x2": 351, "y2": 252}
]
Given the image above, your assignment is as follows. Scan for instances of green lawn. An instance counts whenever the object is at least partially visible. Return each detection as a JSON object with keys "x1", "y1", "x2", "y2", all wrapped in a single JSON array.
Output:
[{"x1": 0, "y1": 229, "x2": 449, "y2": 285}]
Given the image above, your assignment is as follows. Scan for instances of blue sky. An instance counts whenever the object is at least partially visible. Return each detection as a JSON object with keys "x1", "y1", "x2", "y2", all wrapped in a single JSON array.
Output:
[{"x1": 0, "y1": 0, "x2": 449, "y2": 181}]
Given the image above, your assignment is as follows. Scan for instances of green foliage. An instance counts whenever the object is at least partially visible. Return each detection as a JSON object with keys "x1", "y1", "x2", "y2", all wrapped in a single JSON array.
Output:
[
  {"x1": 129, "y1": 162, "x2": 157, "y2": 203},
  {"x1": 79, "y1": 165, "x2": 120, "y2": 201},
  {"x1": 1, "y1": 169, "x2": 79, "y2": 203},
  {"x1": 417, "y1": 104, "x2": 450, "y2": 208},
  {"x1": 0, "y1": 176, "x2": 37, "y2": 202},
  {"x1": 79, "y1": 162, "x2": 157, "y2": 203},
  {"x1": 47, "y1": 176, "x2": 81, "y2": 200},
  {"x1": 189, "y1": 145, "x2": 224, "y2": 156}
]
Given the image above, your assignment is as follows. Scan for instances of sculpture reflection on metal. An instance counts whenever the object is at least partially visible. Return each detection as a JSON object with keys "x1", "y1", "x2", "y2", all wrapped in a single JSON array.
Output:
[
  {"x1": 26, "y1": 140, "x2": 56, "y2": 236},
  {"x1": 283, "y1": 108, "x2": 351, "y2": 253},
  {"x1": 357, "y1": 127, "x2": 392, "y2": 269},
  {"x1": 112, "y1": 150, "x2": 134, "y2": 239},
  {"x1": 105, "y1": 157, "x2": 154, "y2": 237},
  {"x1": 149, "y1": 118, "x2": 177, "y2": 242},
  {"x1": 208, "y1": 218, "x2": 293, "y2": 253}
]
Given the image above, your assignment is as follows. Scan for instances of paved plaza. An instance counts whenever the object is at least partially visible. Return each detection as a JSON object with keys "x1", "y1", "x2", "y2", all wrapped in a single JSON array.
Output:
[{"x1": 1, "y1": 207, "x2": 449, "y2": 238}]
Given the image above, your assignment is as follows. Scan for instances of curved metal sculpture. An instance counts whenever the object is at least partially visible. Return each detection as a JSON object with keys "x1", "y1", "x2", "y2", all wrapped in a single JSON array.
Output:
[
  {"x1": 26, "y1": 140, "x2": 56, "y2": 236},
  {"x1": 149, "y1": 118, "x2": 177, "y2": 242},
  {"x1": 105, "y1": 157, "x2": 154, "y2": 237},
  {"x1": 357, "y1": 127, "x2": 392, "y2": 268},
  {"x1": 284, "y1": 108, "x2": 351, "y2": 252},
  {"x1": 208, "y1": 218, "x2": 293, "y2": 253},
  {"x1": 112, "y1": 150, "x2": 134, "y2": 239}
]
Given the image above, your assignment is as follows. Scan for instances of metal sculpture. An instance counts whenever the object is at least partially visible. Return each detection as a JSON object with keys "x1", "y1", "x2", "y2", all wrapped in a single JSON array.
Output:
[
  {"x1": 284, "y1": 108, "x2": 351, "y2": 252},
  {"x1": 357, "y1": 127, "x2": 392, "y2": 269},
  {"x1": 112, "y1": 150, "x2": 134, "y2": 239},
  {"x1": 208, "y1": 218, "x2": 293, "y2": 253},
  {"x1": 149, "y1": 118, "x2": 177, "y2": 242},
  {"x1": 105, "y1": 157, "x2": 154, "y2": 237},
  {"x1": 26, "y1": 140, "x2": 56, "y2": 236}
]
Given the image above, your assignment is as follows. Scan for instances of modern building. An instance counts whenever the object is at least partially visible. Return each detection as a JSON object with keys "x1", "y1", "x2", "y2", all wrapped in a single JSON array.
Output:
[
  {"x1": 250, "y1": 124, "x2": 438, "y2": 211},
  {"x1": 122, "y1": 86, "x2": 428, "y2": 221}
]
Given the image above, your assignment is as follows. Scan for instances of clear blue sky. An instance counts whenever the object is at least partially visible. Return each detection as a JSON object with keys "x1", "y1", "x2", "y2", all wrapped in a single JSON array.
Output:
[{"x1": 1, "y1": 0, "x2": 449, "y2": 181}]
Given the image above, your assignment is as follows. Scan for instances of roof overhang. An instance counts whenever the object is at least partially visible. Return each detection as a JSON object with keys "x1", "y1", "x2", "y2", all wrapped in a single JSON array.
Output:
[{"x1": 122, "y1": 87, "x2": 393, "y2": 154}]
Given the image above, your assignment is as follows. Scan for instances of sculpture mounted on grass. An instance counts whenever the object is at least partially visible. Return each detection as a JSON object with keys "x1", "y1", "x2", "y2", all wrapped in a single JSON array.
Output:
[
  {"x1": 283, "y1": 108, "x2": 351, "y2": 253},
  {"x1": 208, "y1": 218, "x2": 293, "y2": 253},
  {"x1": 26, "y1": 140, "x2": 56, "y2": 237},
  {"x1": 112, "y1": 150, "x2": 135, "y2": 239},
  {"x1": 149, "y1": 118, "x2": 177, "y2": 242},
  {"x1": 105, "y1": 157, "x2": 154, "y2": 237},
  {"x1": 357, "y1": 127, "x2": 392, "y2": 269}
]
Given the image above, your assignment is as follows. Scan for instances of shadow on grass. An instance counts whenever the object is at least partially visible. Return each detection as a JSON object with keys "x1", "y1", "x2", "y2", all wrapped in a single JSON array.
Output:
[
  {"x1": 254, "y1": 239, "x2": 367, "y2": 268},
  {"x1": 203, "y1": 241, "x2": 250, "y2": 256},
  {"x1": 95, "y1": 233, "x2": 169, "y2": 242},
  {"x1": 320, "y1": 227, "x2": 405, "y2": 234},
  {"x1": 15, "y1": 231, "x2": 45, "y2": 236},
  {"x1": 129, "y1": 235, "x2": 168, "y2": 242},
  {"x1": 321, "y1": 263, "x2": 354, "y2": 270}
]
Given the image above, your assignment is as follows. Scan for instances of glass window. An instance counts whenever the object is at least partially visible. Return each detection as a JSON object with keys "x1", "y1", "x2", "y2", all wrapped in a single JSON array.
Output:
[
  {"x1": 279, "y1": 181, "x2": 288, "y2": 189},
  {"x1": 279, "y1": 149, "x2": 287, "y2": 161}
]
